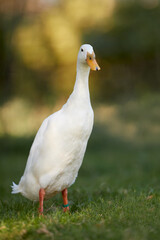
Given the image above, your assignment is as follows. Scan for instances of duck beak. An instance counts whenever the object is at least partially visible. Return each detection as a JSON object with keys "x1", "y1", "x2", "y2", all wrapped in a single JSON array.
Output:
[{"x1": 86, "y1": 52, "x2": 100, "y2": 71}]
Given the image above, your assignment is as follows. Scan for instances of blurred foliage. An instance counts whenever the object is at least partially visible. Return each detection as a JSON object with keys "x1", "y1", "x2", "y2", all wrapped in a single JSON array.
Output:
[
  {"x1": 0, "y1": 0, "x2": 114, "y2": 104},
  {"x1": 85, "y1": 0, "x2": 160, "y2": 100},
  {"x1": 0, "y1": 0, "x2": 160, "y2": 136},
  {"x1": 0, "y1": 0, "x2": 159, "y2": 103}
]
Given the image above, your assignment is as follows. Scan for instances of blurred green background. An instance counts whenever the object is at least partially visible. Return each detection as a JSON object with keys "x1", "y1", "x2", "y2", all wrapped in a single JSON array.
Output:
[{"x1": 0, "y1": 0, "x2": 160, "y2": 137}]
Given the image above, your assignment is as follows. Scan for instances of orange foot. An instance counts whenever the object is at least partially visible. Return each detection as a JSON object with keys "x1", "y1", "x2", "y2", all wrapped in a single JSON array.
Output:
[
  {"x1": 62, "y1": 189, "x2": 69, "y2": 213},
  {"x1": 38, "y1": 207, "x2": 44, "y2": 216},
  {"x1": 63, "y1": 205, "x2": 69, "y2": 213},
  {"x1": 38, "y1": 188, "x2": 45, "y2": 216}
]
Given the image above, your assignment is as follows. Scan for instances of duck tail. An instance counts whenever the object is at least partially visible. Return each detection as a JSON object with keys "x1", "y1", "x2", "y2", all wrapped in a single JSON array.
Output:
[{"x1": 11, "y1": 182, "x2": 21, "y2": 194}]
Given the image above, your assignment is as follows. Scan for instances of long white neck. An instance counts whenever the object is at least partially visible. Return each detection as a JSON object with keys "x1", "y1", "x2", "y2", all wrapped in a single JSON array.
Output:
[
  {"x1": 72, "y1": 62, "x2": 90, "y2": 100},
  {"x1": 63, "y1": 61, "x2": 91, "y2": 110}
]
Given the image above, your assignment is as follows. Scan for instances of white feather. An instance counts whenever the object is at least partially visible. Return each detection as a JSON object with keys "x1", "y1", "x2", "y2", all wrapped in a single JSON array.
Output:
[{"x1": 11, "y1": 182, "x2": 21, "y2": 194}]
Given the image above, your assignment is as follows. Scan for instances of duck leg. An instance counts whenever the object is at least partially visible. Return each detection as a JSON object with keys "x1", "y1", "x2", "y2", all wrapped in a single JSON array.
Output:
[
  {"x1": 62, "y1": 189, "x2": 69, "y2": 212},
  {"x1": 39, "y1": 188, "x2": 45, "y2": 215}
]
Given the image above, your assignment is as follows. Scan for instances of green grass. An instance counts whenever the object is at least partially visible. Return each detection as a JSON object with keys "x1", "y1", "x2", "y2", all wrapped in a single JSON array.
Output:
[{"x1": 1, "y1": 97, "x2": 160, "y2": 240}]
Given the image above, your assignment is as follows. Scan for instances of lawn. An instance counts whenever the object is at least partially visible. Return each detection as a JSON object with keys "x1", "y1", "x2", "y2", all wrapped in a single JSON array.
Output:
[{"x1": 0, "y1": 96, "x2": 160, "y2": 240}]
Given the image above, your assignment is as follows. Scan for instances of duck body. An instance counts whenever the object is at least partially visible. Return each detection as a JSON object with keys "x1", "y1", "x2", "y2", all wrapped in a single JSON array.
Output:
[
  {"x1": 18, "y1": 86, "x2": 94, "y2": 201},
  {"x1": 12, "y1": 44, "x2": 100, "y2": 210}
]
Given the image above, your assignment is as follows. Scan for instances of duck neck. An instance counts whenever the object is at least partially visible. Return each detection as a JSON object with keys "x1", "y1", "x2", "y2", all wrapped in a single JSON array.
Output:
[{"x1": 73, "y1": 63, "x2": 90, "y2": 101}]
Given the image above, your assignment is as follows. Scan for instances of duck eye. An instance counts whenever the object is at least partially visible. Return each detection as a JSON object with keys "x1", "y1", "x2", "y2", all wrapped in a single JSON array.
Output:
[
  {"x1": 81, "y1": 48, "x2": 83, "y2": 52},
  {"x1": 89, "y1": 57, "x2": 92, "y2": 60}
]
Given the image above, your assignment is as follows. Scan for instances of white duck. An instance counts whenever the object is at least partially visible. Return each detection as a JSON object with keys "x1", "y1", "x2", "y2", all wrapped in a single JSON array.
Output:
[{"x1": 11, "y1": 44, "x2": 100, "y2": 214}]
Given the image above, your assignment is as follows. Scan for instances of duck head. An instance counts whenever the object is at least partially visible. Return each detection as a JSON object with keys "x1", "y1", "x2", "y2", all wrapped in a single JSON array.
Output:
[{"x1": 77, "y1": 44, "x2": 100, "y2": 71}]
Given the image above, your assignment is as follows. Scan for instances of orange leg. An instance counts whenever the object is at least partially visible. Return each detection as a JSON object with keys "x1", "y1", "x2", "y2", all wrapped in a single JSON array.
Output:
[
  {"x1": 62, "y1": 189, "x2": 69, "y2": 212},
  {"x1": 39, "y1": 188, "x2": 45, "y2": 215}
]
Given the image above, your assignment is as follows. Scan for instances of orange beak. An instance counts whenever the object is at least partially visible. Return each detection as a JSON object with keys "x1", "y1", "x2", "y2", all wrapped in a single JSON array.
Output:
[{"x1": 86, "y1": 51, "x2": 100, "y2": 71}]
